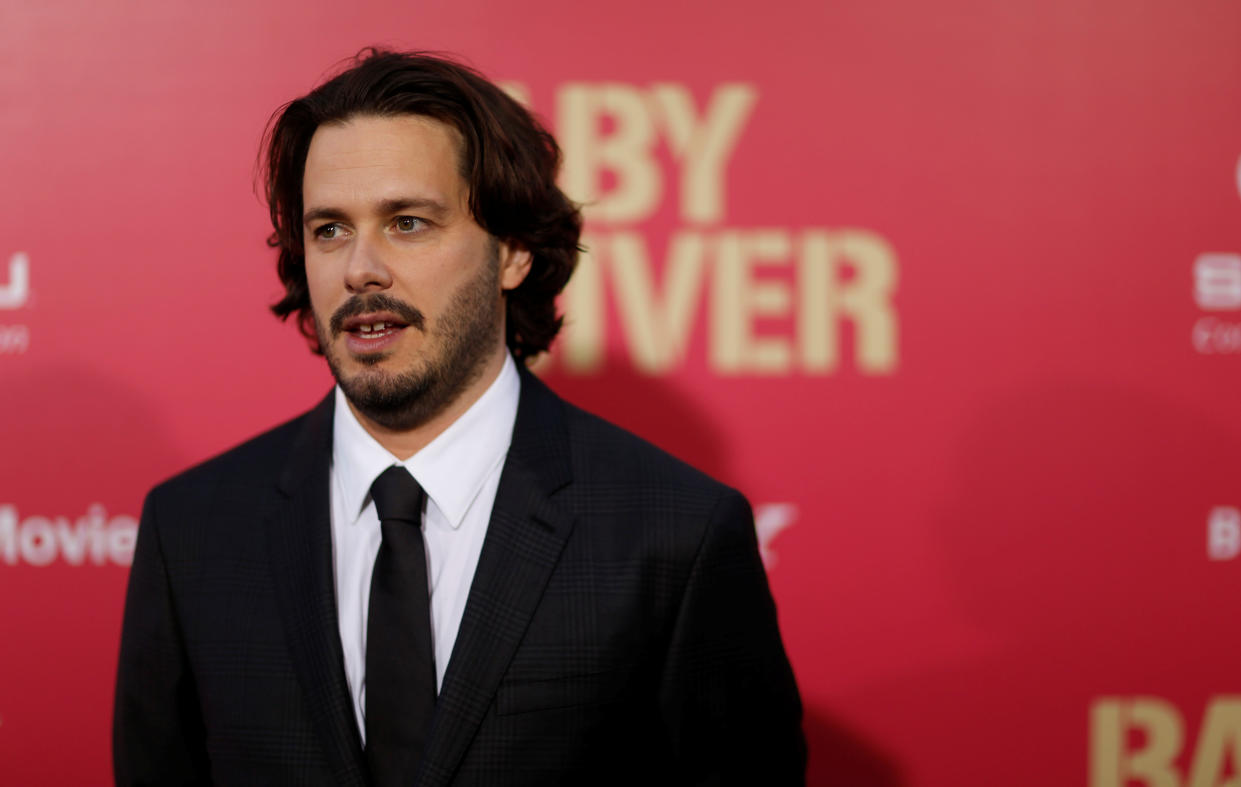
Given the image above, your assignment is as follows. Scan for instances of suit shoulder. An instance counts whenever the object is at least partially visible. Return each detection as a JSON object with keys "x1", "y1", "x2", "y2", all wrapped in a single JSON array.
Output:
[
  {"x1": 542, "y1": 391, "x2": 758, "y2": 566},
  {"x1": 558, "y1": 397, "x2": 738, "y2": 505},
  {"x1": 146, "y1": 402, "x2": 322, "y2": 505}
]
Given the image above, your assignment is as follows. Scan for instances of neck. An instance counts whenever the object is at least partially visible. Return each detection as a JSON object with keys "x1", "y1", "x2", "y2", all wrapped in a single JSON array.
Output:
[{"x1": 347, "y1": 346, "x2": 510, "y2": 461}]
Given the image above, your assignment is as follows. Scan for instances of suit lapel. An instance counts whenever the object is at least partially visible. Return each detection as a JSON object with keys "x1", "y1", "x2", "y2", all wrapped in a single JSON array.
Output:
[
  {"x1": 267, "y1": 392, "x2": 369, "y2": 786},
  {"x1": 416, "y1": 369, "x2": 576, "y2": 787}
]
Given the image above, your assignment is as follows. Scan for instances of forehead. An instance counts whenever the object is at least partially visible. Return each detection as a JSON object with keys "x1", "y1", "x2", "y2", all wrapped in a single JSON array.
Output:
[{"x1": 302, "y1": 114, "x2": 466, "y2": 206}]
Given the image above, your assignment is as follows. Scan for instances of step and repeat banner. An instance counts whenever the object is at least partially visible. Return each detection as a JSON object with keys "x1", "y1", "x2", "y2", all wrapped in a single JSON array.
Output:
[{"x1": 2, "y1": 0, "x2": 1239, "y2": 784}]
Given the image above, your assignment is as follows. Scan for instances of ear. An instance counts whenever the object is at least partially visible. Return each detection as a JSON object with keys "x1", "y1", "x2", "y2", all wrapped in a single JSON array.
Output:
[{"x1": 498, "y1": 242, "x2": 533, "y2": 292}]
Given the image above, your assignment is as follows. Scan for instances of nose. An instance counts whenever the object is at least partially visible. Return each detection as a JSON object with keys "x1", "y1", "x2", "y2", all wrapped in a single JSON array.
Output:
[{"x1": 343, "y1": 233, "x2": 393, "y2": 294}]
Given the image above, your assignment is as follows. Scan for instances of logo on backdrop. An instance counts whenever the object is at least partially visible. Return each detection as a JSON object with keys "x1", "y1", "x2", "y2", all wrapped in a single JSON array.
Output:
[
  {"x1": 1191, "y1": 154, "x2": 1241, "y2": 354},
  {"x1": 1207, "y1": 506, "x2": 1239, "y2": 561},
  {"x1": 503, "y1": 82, "x2": 900, "y2": 378},
  {"x1": 0, "y1": 251, "x2": 31, "y2": 356},
  {"x1": 1194, "y1": 254, "x2": 1241, "y2": 310},
  {"x1": 0, "y1": 504, "x2": 137, "y2": 567},
  {"x1": 1090, "y1": 696, "x2": 1241, "y2": 787},
  {"x1": 754, "y1": 502, "x2": 798, "y2": 569}
]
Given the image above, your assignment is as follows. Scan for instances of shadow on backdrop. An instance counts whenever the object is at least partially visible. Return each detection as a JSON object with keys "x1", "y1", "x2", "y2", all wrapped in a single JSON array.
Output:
[
  {"x1": 804, "y1": 707, "x2": 906, "y2": 786},
  {"x1": 0, "y1": 361, "x2": 187, "y2": 785}
]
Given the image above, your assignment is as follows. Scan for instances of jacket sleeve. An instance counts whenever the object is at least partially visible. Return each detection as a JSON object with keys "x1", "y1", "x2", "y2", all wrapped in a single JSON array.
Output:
[
  {"x1": 113, "y1": 486, "x2": 211, "y2": 785},
  {"x1": 657, "y1": 488, "x2": 807, "y2": 786}
]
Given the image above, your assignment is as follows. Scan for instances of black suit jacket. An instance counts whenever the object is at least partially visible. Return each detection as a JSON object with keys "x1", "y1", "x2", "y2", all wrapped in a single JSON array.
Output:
[{"x1": 113, "y1": 369, "x2": 805, "y2": 785}]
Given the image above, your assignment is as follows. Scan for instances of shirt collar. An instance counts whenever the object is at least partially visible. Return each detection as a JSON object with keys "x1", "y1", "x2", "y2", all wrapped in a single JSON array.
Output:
[{"x1": 332, "y1": 353, "x2": 521, "y2": 529}]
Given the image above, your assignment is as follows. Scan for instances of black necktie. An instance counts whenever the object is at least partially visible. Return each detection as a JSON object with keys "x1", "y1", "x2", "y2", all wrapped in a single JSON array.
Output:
[{"x1": 365, "y1": 465, "x2": 437, "y2": 786}]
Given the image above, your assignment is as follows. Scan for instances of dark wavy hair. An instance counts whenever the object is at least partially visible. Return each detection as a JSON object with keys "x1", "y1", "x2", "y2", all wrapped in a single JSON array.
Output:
[{"x1": 261, "y1": 48, "x2": 582, "y2": 361}]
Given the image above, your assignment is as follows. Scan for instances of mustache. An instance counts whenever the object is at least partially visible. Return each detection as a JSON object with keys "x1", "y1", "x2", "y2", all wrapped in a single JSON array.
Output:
[{"x1": 329, "y1": 293, "x2": 426, "y2": 337}]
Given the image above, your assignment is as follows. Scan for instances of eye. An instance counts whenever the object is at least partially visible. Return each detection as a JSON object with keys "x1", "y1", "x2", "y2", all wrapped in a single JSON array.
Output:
[
  {"x1": 313, "y1": 223, "x2": 342, "y2": 240},
  {"x1": 393, "y1": 216, "x2": 424, "y2": 233}
]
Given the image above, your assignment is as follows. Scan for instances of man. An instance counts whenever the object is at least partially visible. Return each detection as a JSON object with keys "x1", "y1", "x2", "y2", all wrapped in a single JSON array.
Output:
[{"x1": 114, "y1": 49, "x2": 805, "y2": 786}]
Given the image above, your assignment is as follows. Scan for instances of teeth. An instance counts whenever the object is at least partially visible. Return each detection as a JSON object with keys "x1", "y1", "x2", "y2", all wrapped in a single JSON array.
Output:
[
  {"x1": 356, "y1": 322, "x2": 391, "y2": 335},
  {"x1": 374, "y1": 322, "x2": 386, "y2": 331}
]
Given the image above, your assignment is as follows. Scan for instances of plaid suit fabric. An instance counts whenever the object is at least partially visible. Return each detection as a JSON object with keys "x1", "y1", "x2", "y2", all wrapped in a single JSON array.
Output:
[{"x1": 113, "y1": 371, "x2": 805, "y2": 786}]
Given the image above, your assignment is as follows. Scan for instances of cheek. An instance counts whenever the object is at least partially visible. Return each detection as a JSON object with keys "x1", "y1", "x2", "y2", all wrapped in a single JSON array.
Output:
[
  {"x1": 397, "y1": 252, "x2": 470, "y2": 299},
  {"x1": 303, "y1": 257, "x2": 336, "y2": 311}
]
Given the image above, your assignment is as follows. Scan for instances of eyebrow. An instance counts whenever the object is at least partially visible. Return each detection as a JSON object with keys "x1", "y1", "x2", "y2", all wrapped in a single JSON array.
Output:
[{"x1": 302, "y1": 197, "x2": 451, "y2": 227}]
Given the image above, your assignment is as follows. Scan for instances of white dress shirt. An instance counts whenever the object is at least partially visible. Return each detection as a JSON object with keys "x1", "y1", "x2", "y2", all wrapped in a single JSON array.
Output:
[{"x1": 329, "y1": 354, "x2": 520, "y2": 743}]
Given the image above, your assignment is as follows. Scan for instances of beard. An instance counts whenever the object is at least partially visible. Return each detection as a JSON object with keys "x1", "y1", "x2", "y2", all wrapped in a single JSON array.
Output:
[{"x1": 314, "y1": 246, "x2": 504, "y2": 433}]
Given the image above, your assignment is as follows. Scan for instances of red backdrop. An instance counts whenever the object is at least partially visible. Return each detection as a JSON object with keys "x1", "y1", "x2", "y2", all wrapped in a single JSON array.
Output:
[{"x1": 2, "y1": 1, "x2": 1239, "y2": 784}]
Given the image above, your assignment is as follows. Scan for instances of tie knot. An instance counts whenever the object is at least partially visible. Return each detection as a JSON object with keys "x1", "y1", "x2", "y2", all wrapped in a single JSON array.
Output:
[{"x1": 370, "y1": 466, "x2": 424, "y2": 525}]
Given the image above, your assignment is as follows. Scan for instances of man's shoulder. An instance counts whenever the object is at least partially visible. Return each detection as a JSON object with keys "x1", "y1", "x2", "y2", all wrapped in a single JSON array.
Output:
[
  {"x1": 551, "y1": 387, "x2": 739, "y2": 508},
  {"x1": 146, "y1": 395, "x2": 327, "y2": 505},
  {"x1": 535, "y1": 383, "x2": 757, "y2": 558}
]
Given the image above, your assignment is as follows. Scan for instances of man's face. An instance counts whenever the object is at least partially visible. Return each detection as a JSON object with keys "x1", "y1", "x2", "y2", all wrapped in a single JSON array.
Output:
[{"x1": 301, "y1": 114, "x2": 529, "y2": 431}]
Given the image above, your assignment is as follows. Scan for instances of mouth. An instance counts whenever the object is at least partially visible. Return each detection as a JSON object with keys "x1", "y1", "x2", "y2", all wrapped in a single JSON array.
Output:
[{"x1": 341, "y1": 312, "x2": 410, "y2": 354}]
